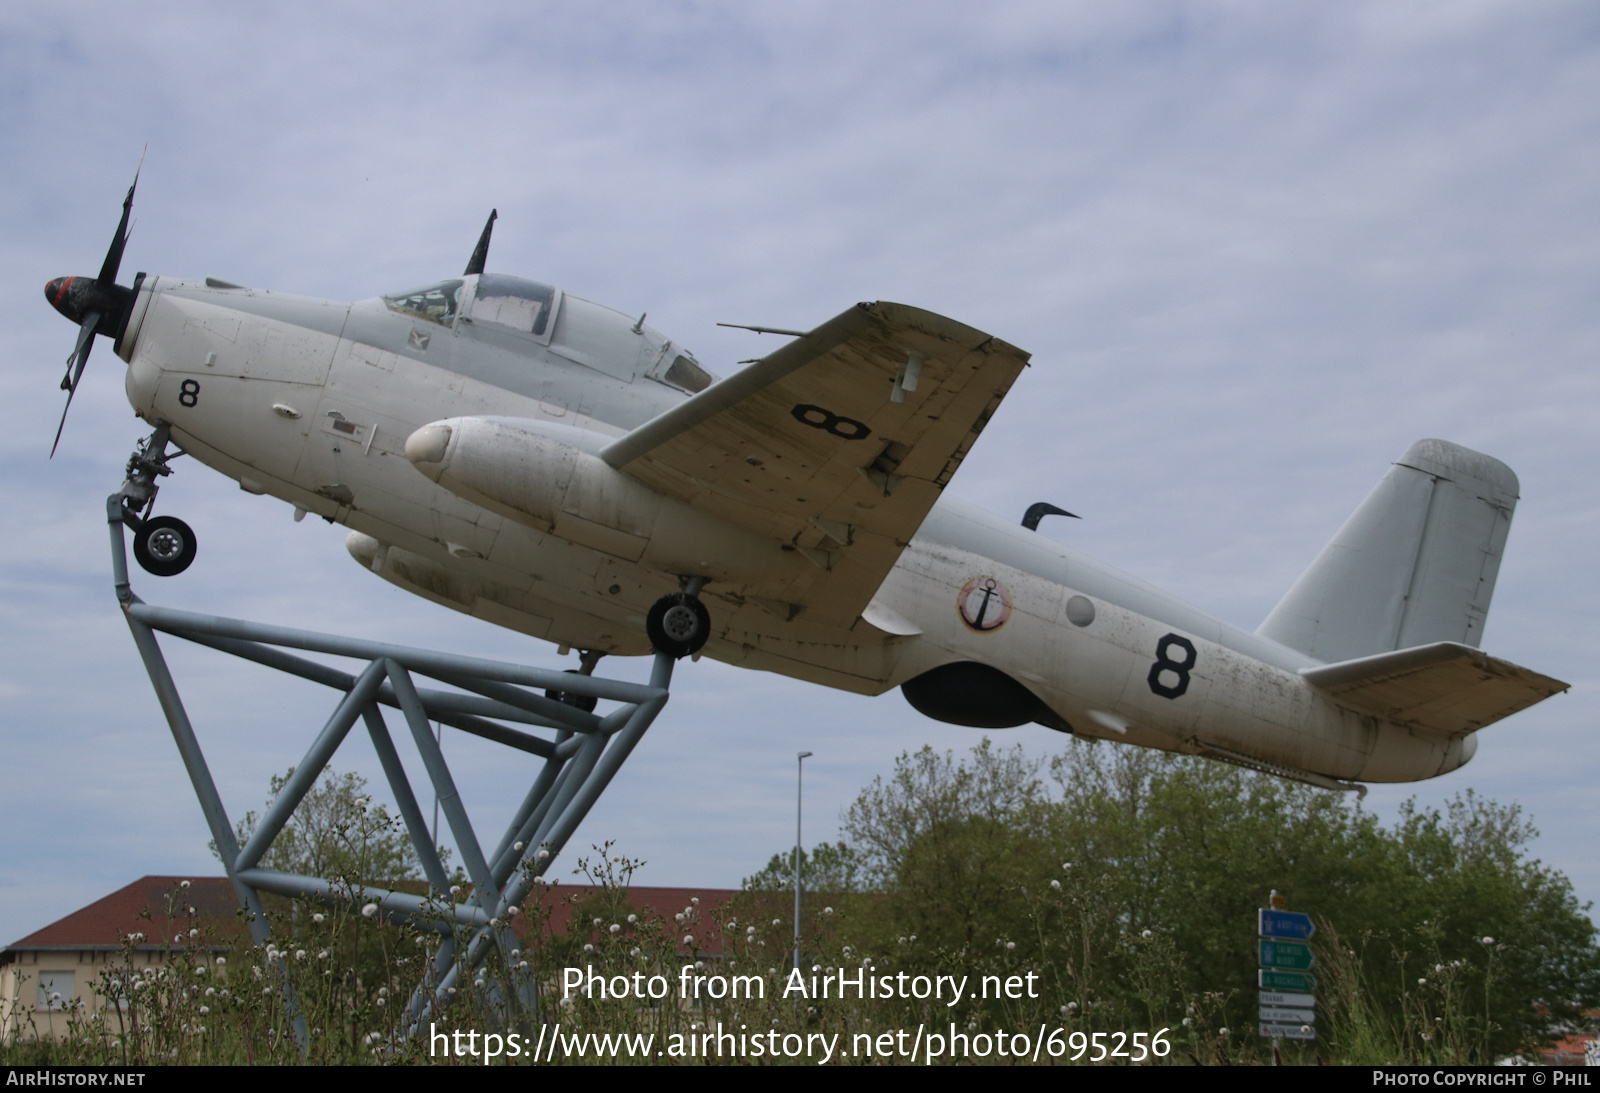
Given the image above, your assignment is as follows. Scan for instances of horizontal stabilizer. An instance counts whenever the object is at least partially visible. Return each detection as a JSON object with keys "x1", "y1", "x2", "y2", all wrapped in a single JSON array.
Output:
[{"x1": 1301, "y1": 642, "x2": 1567, "y2": 739}]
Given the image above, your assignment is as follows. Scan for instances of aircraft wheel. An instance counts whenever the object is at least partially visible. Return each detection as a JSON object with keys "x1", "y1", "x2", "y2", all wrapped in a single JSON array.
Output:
[
  {"x1": 133, "y1": 515, "x2": 197, "y2": 577},
  {"x1": 646, "y1": 592, "x2": 711, "y2": 659},
  {"x1": 544, "y1": 669, "x2": 598, "y2": 714}
]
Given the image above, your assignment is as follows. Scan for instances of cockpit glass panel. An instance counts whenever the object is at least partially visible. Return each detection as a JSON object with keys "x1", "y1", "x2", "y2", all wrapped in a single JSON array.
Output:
[
  {"x1": 663, "y1": 354, "x2": 714, "y2": 394},
  {"x1": 472, "y1": 274, "x2": 557, "y2": 336},
  {"x1": 382, "y1": 280, "x2": 463, "y2": 326}
]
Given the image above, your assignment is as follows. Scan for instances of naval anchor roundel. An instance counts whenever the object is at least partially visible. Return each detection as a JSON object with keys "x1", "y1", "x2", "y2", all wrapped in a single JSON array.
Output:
[{"x1": 958, "y1": 576, "x2": 1013, "y2": 633}]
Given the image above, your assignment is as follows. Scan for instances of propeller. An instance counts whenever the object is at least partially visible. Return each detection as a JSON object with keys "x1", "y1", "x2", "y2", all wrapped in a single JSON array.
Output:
[{"x1": 45, "y1": 154, "x2": 143, "y2": 457}]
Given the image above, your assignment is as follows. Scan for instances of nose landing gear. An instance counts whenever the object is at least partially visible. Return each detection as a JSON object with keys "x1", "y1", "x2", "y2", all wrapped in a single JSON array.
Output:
[
  {"x1": 133, "y1": 515, "x2": 197, "y2": 577},
  {"x1": 647, "y1": 576, "x2": 712, "y2": 659},
  {"x1": 118, "y1": 423, "x2": 198, "y2": 577}
]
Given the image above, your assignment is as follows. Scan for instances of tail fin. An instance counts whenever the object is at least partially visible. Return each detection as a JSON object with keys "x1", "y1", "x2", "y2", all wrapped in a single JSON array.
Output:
[{"x1": 1257, "y1": 440, "x2": 1519, "y2": 663}]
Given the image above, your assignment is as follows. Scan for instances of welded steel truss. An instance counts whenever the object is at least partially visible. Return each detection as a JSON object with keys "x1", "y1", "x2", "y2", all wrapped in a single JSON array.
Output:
[{"x1": 106, "y1": 494, "x2": 676, "y2": 1037}]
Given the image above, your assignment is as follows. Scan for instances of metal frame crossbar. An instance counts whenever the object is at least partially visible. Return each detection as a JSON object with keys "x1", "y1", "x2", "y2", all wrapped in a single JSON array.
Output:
[{"x1": 106, "y1": 494, "x2": 676, "y2": 1039}]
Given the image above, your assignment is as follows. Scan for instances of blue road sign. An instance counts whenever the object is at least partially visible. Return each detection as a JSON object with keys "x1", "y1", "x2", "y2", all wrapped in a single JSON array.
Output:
[{"x1": 1259, "y1": 909, "x2": 1315, "y2": 940}]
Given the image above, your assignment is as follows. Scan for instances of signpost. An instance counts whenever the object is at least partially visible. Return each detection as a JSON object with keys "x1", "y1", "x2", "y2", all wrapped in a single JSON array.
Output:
[
  {"x1": 1258, "y1": 890, "x2": 1316, "y2": 1044},
  {"x1": 1259, "y1": 970, "x2": 1316, "y2": 992},
  {"x1": 1259, "y1": 939, "x2": 1314, "y2": 970},
  {"x1": 1260, "y1": 910, "x2": 1314, "y2": 940}
]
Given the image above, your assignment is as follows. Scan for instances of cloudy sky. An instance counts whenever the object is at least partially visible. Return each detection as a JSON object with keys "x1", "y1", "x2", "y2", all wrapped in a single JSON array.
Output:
[{"x1": 3, "y1": 2, "x2": 1598, "y2": 945}]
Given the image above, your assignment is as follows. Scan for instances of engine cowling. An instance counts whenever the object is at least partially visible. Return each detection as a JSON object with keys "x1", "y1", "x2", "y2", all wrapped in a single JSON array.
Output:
[{"x1": 406, "y1": 416, "x2": 804, "y2": 584}]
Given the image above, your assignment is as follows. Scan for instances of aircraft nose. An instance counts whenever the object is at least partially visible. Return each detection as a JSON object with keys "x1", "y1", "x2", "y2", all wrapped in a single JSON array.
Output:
[{"x1": 44, "y1": 276, "x2": 79, "y2": 321}]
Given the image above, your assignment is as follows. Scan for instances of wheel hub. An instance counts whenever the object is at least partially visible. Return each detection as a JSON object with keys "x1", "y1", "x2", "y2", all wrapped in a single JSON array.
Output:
[
  {"x1": 661, "y1": 604, "x2": 700, "y2": 641},
  {"x1": 147, "y1": 528, "x2": 186, "y2": 561}
]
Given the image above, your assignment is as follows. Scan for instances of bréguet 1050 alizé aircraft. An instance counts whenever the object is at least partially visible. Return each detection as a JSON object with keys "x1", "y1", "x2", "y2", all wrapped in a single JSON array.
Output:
[{"x1": 46, "y1": 177, "x2": 1568, "y2": 794}]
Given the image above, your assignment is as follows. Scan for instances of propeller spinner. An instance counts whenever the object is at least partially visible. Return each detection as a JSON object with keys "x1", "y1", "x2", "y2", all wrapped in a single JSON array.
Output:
[{"x1": 45, "y1": 157, "x2": 143, "y2": 457}]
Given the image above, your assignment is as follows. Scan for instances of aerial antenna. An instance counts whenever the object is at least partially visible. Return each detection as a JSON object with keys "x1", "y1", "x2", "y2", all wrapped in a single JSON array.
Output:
[
  {"x1": 717, "y1": 322, "x2": 806, "y2": 337},
  {"x1": 1022, "y1": 502, "x2": 1080, "y2": 531},
  {"x1": 463, "y1": 208, "x2": 497, "y2": 276}
]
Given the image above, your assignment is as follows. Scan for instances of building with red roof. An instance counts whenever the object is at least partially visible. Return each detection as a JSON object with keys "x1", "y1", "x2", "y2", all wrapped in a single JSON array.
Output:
[
  {"x1": 1, "y1": 875, "x2": 743, "y2": 1042},
  {"x1": 0, "y1": 876, "x2": 241, "y2": 1042}
]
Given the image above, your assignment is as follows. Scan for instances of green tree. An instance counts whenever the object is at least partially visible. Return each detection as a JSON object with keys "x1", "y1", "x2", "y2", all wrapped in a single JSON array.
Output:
[
  {"x1": 752, "y1": 737, "x2": 1600, "y2": 1060},
  {"x1": 219, "y1": 767, "x2": 423, "y2": 886},
  {"x1": 742, "y1": 842, "x2": 869, "y2": 894},
  {"x1": 843, "y1": 740, "x2": 1056, "y2": 956}
]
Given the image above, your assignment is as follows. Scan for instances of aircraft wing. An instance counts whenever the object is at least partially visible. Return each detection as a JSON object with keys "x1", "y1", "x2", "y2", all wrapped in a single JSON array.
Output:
[
  {"x1": 601, "y1": 301, "x2": 1029, "y2": 625},
  {"x1": 1300, "y1": 642, "x2": 1569, "y2": 739}
]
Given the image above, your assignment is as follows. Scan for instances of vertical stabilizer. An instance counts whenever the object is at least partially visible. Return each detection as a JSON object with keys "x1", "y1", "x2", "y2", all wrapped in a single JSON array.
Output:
[{"x1": 1257, "y1": 440, "x2": 1519, "y2": 663}]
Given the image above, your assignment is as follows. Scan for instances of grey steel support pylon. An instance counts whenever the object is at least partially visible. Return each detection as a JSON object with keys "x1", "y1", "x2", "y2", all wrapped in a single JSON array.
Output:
[{"x1": 108, "y1": 493, "x2": 676, "y2": 1040}]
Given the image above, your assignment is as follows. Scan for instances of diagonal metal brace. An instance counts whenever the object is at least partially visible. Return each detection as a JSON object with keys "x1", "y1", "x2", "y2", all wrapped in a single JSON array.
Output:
[{"x1": 106, "y1": 494, "x2": 678, "y2": 1037}]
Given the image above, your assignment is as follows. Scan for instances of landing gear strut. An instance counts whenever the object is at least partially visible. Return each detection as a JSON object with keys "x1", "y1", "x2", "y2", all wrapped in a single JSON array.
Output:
[
  {"x1": 117, "y1": 424, "x2": 198, "y2": 577},
  {"x1": 647, "y1": 576, "x2": 711, "y2": 659},
  {"x1": 545, "y1": 648, "x2": 605, "y2": 712}
]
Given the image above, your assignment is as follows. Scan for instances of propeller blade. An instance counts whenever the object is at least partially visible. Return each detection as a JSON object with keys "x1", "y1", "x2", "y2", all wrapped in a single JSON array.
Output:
[
  {"x1": 50, "y1": 312, "x2": 99, "y2": 458},
  {"x1": 463, "y1": 208, "x2": 497, "y2": 276},
  {"x1": 60, "y1": 311, "x2": 98, "y2": 388},
  {"x1": 97, "y1": 150, "x2": 144, "y2": 285}
]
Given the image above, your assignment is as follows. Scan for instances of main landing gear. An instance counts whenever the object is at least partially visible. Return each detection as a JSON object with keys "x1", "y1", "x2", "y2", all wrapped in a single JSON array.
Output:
[
  {"x1": 117, "y1": 424, "x2": 198, "y2": 578},
  {"x1": 544, "y1": 648, "x2": 605, "y2": 712},
  {"x1": 647, "y1": 576, "x2": 712, "y2": 659}
]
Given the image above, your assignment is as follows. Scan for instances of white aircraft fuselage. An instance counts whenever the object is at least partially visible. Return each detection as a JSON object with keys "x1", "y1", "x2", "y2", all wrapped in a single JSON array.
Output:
[{"x1": 88, "y1": 269, "x2": 1566, "y2": 789}]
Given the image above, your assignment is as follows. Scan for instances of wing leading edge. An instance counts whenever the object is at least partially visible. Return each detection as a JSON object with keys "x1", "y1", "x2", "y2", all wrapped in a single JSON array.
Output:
[{"x1": 601, "y1": 301, "x2": 1030, "y2": 626}]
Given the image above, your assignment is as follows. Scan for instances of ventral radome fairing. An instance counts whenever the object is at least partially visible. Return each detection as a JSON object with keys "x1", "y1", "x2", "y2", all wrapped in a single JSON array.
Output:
[{"x1": 45, "y1": 189, "x2": 1568, "y2": 792}]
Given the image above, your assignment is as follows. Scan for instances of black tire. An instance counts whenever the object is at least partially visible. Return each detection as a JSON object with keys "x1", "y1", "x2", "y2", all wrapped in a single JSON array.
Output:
[
  {"x1": 544, "y1": 669, "x2": 598, "y2": 714},
  {"x1": 646, "y1": 592, "x2": 711, "y2": 659},
  {"x1": 133, "y1": 515, "x2": 197, "y2": 577}
]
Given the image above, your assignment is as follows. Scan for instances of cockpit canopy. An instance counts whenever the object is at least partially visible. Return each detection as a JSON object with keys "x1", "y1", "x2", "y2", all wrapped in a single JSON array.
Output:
[
  {"x1": 381, "y1": 274, "x2": 717, "y2": 394},
  {"x1": 468, "y1": 274, "x2": 556, "y2": 336},
  {"x1": 382, "y1": 275, "x2": 557, "y2": 333},
  {"x1": 383, "y1": 280, "x2": 463, "y2": 326}
]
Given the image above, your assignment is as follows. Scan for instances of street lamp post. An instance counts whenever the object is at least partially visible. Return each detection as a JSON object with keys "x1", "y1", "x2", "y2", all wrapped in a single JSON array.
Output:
[{"x1": 794, "y1": 750, "x2": 813, "y2": 973}]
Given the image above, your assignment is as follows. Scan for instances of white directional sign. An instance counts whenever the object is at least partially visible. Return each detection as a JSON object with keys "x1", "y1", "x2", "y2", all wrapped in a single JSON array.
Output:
[
  {"x1": 1259, "y1": 991, "x2": 1315, "y2": 1009},
  {"x1": 1260, "y1": 1006, "x2": 1316, "y2": 1024},
  {"x1": 1260, "y1": 1023, "x2": 1316, "y2": 1041}
]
